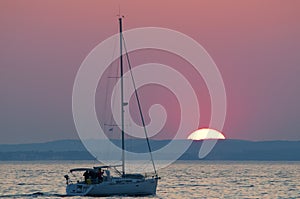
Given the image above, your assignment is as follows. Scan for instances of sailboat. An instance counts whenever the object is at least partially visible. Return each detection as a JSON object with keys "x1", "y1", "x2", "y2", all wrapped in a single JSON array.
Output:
[{"x1": 64, "y1": 17, "x2": 160, "y2": 196}]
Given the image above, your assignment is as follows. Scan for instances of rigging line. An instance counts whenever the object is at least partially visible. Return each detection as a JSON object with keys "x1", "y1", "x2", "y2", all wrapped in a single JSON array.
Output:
[
  {"x1": 122, "y1": 35, "x2": 157, "y2": 175},
  {"x1": 110, "y1": 36, "x2": 119, "y2": 132},
  {"x1": 104, "y1": 36, "x2": 117, "y2": 132},
  {"x1": 109, "y1": 50, "x2": 119, "y2": 137},
  {"x1": 109, "y1": 37, "x2": 120, "y2": 139}
]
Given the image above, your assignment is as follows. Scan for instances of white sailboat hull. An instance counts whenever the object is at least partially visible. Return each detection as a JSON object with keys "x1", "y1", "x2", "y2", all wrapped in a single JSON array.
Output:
[{"x1": 66, "y1": 177, "x2": 158, "y2": 196}]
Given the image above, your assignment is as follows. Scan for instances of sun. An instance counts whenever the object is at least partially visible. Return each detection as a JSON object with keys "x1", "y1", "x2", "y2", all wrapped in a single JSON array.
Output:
[{"x1": 187, "y1": 128, "x2": 225, "y2": 140}]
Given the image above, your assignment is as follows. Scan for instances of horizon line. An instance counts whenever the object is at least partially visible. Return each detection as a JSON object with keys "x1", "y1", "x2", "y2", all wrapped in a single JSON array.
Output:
[{"x1": 1, "y1": 138, "x2": 300, "y2": 145}]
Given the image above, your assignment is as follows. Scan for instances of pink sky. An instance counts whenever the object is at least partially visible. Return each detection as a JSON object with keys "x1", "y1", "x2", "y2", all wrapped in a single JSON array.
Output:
[{"x1": 0, "y1": 1, "x2": 300, "y2": 143}]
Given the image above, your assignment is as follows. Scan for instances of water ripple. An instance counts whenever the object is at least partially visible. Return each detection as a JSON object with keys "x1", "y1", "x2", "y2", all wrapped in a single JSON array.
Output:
[{"x1": 0, "y1": 161, "x2": 299, "y2": 198}]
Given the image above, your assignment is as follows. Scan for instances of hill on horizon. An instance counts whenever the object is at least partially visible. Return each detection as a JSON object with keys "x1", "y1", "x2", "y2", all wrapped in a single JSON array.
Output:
[{"x1": 0, "y1": 139, "x2": 299, "y2": 161}]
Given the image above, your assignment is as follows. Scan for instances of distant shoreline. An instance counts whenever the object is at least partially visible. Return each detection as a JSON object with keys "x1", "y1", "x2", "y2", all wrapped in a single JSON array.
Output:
[{"x1": 1, "y1": 139, "x2": 300, "y2": 161}]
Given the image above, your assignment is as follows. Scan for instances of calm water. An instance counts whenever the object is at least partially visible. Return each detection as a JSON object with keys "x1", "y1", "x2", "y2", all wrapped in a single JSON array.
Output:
[{"x1": 0, "y1": 161, "x2": 299, "y2": 198}]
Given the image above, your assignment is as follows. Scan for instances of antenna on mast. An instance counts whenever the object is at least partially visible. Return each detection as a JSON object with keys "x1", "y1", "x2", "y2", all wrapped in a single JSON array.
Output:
[{"x1": 117, "y1": 5, "x2": 124, "y2": 18}]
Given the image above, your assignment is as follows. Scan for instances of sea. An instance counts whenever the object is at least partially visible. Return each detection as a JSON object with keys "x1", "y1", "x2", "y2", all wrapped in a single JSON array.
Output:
[{"x1": 0, "y1": 161, "x2": 299, "y2": 199}]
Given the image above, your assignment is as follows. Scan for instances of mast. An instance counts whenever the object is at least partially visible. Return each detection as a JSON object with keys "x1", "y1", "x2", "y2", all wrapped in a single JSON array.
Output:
[{"x1": 119, "y1": 17, "x2": 125, "y2": 176}]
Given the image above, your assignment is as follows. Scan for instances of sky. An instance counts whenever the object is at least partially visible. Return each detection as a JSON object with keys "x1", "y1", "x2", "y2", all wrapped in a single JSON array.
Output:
[{"x1": 0, "y1": 1, "x2": 300, "y2": 144}]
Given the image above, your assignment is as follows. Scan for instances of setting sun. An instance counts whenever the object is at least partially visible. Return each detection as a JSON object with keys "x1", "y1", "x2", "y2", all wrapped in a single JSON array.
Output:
[{"x1": 187, "y1": 128, "x2": 225, "y2": 140}]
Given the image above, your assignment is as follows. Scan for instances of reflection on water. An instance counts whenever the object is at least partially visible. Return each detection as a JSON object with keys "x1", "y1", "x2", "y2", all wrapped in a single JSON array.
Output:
[{"x1": 0, "y1": 161, "x2": 299, "y2": 198}]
